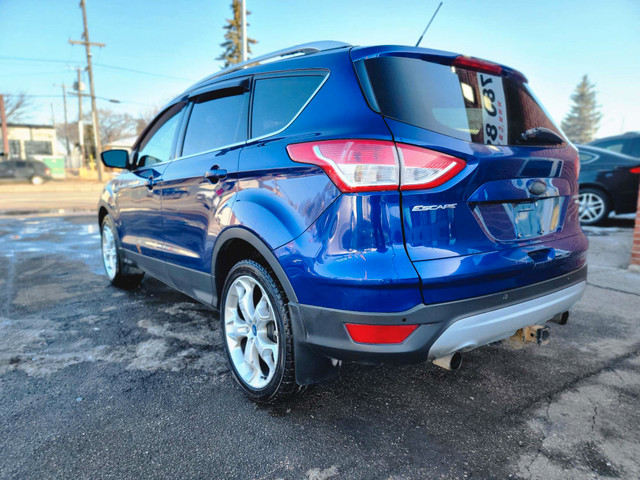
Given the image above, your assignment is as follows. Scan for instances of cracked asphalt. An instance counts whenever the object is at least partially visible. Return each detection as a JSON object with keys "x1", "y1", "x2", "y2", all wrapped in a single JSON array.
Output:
[{"x1": 1, "y1": 214, "x2": 639, "y2": 479}]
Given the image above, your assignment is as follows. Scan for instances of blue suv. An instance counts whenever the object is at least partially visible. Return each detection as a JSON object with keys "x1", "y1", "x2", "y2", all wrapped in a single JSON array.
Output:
[{"x1": 99, "y1": 42, "x2": 588, "y2": 402}]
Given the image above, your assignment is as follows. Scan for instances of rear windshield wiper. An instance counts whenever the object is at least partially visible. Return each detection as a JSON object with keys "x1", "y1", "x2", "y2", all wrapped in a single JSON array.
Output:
[{"x1": 519, "y1": 127, "x2": 565, "y2": 146}]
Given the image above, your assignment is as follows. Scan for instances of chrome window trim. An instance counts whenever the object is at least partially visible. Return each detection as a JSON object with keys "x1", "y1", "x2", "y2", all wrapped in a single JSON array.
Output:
[
  {"x1": 171, "y1": 71, "x2": 330, "y2": 162},
  {"x1": 172, "y1": 140, "x2": 247, "y2": 162}
]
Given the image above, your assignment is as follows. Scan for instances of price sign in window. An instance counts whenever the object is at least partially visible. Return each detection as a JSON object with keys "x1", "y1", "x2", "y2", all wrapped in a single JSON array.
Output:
[{"x1": 477, "y1": 73, "x2": 508, "y2": 145}]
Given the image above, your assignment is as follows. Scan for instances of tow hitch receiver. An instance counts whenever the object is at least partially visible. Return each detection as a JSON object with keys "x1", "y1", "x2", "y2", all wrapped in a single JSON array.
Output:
[{"x1": 505, "y1": 325, "x2": 550, "y2": 349}]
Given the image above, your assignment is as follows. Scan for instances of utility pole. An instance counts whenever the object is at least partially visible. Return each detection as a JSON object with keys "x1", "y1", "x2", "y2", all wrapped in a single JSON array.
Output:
[
  {"x1": 0, "y1": 95, "x2": 9, "y2": 159},
  {"x1": 69, "y1": 0, "x2": 105, "y2": 181},
  {"x1": 75, "y1": 68, "x2": 86, "y2": 168},
  {"x1": 241, "y1": 0, "x2": 247, "y2": 62},
  {"x1": 54, "y1": 83, "x2": 72, "y2": 157}
]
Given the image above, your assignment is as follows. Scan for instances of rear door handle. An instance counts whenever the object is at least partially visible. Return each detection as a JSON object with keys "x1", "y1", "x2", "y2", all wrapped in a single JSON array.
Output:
[{"x1": 205, "y1": 165, "x2": 227, "y2": 183}]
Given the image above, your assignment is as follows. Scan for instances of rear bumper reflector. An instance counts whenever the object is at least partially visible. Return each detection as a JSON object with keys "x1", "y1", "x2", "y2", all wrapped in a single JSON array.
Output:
[{"x1": 345, "y1": 323, "x2": 418, "y2": 344}]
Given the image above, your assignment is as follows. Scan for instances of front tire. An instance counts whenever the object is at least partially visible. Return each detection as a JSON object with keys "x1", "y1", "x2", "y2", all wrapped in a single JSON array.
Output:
[
  {"x1": 100, "y1": 215, "x2": 144, "y2": 289},
  {"x1": 220, "y1": 260, "x2": 299, "y2": 403},
  {"x1": 578, "y1": 188, "x2": 610, "y2": 225}
]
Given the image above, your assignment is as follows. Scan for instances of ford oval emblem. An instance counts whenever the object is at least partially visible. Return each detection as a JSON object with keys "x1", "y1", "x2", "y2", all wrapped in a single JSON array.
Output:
[{"x1": 528, "y1": 180, "x2": 547, "y2": 196}]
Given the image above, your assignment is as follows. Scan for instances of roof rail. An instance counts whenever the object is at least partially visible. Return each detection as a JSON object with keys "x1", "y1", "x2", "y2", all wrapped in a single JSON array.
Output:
[{"x1": 202, "y1": 41, "x2": 351, "y2": 83}]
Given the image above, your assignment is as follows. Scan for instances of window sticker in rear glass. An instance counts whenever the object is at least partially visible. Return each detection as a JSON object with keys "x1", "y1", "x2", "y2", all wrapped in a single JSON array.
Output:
[{"x1": 477, "y1": 73, "x2": 508, "y2": 145}]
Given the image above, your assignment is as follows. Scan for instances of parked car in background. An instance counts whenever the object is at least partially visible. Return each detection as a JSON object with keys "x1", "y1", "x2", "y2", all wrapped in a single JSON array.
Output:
[
  {"x1": 577, "y1": 145, "x2": 640, "y2": 225},
  {"x1": 98, "y1": 42, "x2": 588, "y2": 403},
  {"x1": 0, "y1": 158, "x2": 53, "y2": 185},
  {"x1": 588, "y1": 131, "x2": 640, "y2": 158}
]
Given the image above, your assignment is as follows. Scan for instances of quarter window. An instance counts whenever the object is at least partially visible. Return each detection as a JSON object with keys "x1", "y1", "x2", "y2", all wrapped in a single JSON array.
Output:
[
  {"x1": 628, "y1": 139, "x2": 640, "y2": 158},
  {"x1": 182, "y1": 93, "x2": 248, "y2": 157},
  {"x1": 251, "y1": 76, "x2": 325, "y2": 138},
  {"x1": 578, "y1": 151, "x2": 598, "y2": 164}
]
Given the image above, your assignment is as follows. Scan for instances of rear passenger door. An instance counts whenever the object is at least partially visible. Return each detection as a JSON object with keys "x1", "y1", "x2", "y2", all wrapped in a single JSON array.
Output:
[{"x1": 161, "y1": 78, "x2": 250, "y2": 304}]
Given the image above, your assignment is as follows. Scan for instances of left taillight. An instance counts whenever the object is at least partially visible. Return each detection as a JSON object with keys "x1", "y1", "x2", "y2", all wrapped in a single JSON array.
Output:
[
  {"x1": 286, "y1": 139, "x2": 466, "y2": 193},
  {"x1": 45, "y1": 168, "x2": 51, "y2": 176}
]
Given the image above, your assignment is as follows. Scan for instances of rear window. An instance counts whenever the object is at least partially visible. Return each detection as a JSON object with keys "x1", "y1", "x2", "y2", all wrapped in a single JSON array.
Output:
[
  {"x1": 251, "y1": 75, "x2": 325, "y2": 138},
  {"x1": 360, "y1": 56, "x2": 564, "y2": 146}
]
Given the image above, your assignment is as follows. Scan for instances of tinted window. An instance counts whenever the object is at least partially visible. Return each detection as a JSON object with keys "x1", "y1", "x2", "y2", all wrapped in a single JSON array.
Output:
[
  {"x1": 182, "y1": 93, "x2": 248, "y2": 156},
  {"x1": 251, "y1": 76, "x2": 324, "y2": 138},
  {"x1": 361, "y1": 56, "x2": 564, "y2": 146},
  {"x1": 25, "y1": 140, "x2": 52, "y2": 156},
  {"x1": 137, "y1": 110, "x2": 182, "y2": 167},
  {"x1": 628, "y1": 139, "x2": 640, "y2": 158},
  {"x1": 593, "y1": 139, "x2": 625, "y2": 154}
]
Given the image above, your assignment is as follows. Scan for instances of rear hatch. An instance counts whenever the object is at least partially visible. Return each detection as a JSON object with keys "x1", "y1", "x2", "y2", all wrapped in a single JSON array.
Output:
[{"x1": 352, "y1": 46, "x2": 587, "y2": 303}]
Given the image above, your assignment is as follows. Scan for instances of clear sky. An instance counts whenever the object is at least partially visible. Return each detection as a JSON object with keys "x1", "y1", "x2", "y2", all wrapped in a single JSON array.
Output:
[{"x1": 1, "y1": 0, "x2": 638, "y2": 138}]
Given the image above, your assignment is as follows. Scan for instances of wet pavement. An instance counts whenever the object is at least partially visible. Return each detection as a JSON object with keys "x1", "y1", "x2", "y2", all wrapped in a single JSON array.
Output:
[{"x1": 1, "y1": 214, "x2": 639, "y2": 479}]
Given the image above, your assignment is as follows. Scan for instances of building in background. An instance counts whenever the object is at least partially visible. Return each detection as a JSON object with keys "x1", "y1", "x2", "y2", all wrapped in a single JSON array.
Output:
[{"x1": 0, "y1": 123, "x2": 66, "y2": 178}]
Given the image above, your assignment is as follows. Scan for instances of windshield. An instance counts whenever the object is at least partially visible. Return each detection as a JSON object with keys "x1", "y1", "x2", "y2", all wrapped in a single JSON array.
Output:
[{"x1": 360, "y1": 55, "x2": 565, "y2": 147}]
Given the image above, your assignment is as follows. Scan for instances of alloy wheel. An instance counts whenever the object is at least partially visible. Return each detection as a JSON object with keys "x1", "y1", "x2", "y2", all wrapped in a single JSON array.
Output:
[
  {"x1": 101, "y1": 224, "x2": 117, "y2": 280},
  {"x1": 578, "y1": 192, "x2": 606, "y2": 223},
  {"x1": 224, "y1": 275, "x2": 279, "y2": 389}
]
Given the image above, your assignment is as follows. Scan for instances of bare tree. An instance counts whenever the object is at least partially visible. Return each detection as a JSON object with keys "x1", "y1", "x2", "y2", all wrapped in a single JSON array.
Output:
[
  {"x1": 4, "y1": 92, "x2": 33, "y2": 123},
  {"x1": 97, "y1": 108, "x2": 138, "y2": 145},
  {"x1": 135, "y1": 106, "x2": 160, "y2": 135},
  {"x1": 56, "y1": 108, "x2": 141, "y2": 155}
]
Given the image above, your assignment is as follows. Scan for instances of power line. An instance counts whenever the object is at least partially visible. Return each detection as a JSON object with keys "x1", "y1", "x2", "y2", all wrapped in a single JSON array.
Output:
[
  {"x1": 0, "y1": 55, "x2": 197, "y2": 82},
  {"x1": 92, "y1": 63, "x2": 197, "y2": 82},
  {"x1": 22, "y1": 94, "x2": 154, "y2": 107}
]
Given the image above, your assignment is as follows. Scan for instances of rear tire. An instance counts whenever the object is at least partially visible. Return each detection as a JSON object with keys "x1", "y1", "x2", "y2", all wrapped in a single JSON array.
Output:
[
  {"x1": 100, "y1": 215, "x2": 144, "y2": 289},
  {"x1": 578, "y1": 188, "x2": 610, "y2": 225},
  {"x1": 31, "y1": 175, "x2": 44, "y2": 185},
  {"x1": 220, "y1": 259, "x2": 300, "y2": 403}
]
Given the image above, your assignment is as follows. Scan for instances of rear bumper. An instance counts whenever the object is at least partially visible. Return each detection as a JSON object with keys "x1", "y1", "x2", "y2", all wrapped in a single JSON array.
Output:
[{"x1": 290, "y1": 265, "x2": 586, "y2": 383}]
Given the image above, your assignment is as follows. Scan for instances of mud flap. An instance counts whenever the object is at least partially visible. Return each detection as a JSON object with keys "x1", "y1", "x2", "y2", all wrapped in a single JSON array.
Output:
[{"x1": 288, "y1": 303, "x2": 341, "y2": 385}]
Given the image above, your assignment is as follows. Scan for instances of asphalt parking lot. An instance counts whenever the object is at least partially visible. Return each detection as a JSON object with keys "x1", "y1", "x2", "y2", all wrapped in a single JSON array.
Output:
[{"x1": 1, "y1": 214, "x2": 639, "y2": 479}]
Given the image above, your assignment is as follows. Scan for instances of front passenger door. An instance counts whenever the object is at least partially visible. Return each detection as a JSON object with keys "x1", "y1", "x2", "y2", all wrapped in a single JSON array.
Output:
[{"x1": 115, "y1": 104, "x2": 185, "y2": 280}]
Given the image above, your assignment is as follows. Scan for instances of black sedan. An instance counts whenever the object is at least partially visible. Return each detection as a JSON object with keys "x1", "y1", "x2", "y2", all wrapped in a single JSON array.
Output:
[
  {"x1": 0, "y1": 158, "x2": 53, "y2": 185},
  {"x1": 577, "y1": 145, "x2": 640, "y2": 225}
]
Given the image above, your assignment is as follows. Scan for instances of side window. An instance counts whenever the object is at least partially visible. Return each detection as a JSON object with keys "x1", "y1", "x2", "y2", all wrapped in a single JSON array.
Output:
[
  {"x1": 137, "y1": 109, "x2": 183, "y2": 167},
  {"x1": 181, "y1": 93, "x2": 248, "y2": 157},
  {"x1": 251, "y1": 75, "x2": 325, "y2": 139},
  {"x1": 594, "y1": 140, "x2": 625, "y2": 154},
  {"x1": 628, "y1": 139, "x2": 640, "y2": 158}
]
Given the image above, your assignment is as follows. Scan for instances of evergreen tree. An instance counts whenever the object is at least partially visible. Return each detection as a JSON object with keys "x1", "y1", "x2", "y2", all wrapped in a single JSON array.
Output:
[
  {"x1": 217, "y1": 0, "x2": 257, "y2": 67},
  {"x1": 561, "y1": 75, "x2": 603, "y2": 144}
]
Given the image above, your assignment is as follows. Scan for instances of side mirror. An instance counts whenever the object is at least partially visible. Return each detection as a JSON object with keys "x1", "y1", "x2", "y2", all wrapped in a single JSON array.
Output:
[{"x1": 101, "y1": 149, "x2": 129, "y2": 169}]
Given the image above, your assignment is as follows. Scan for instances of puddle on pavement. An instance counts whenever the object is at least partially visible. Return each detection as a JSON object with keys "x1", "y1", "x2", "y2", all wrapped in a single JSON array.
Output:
[{"x1": 0, "y1": 216, "x2": 102, "y2": 274}]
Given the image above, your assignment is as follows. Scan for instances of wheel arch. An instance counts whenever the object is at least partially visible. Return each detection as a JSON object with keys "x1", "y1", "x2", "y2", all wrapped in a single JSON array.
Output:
[{"x1": 211, "y1": 227, "x2": 298, "y2": 309}]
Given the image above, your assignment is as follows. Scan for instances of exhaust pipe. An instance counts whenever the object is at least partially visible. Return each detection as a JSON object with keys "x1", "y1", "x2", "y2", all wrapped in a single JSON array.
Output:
[
  {"x1": 548, "y1": 311, "x2": 569, "y2": 325},
  {"x1": 433, "y1": 351, "x2": 463, "y2": 371}
]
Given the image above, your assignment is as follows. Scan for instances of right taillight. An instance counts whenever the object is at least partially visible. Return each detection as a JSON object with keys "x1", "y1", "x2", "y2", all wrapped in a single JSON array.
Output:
[
  {"x1": 286, "y1": 139, "x2": 465, "y2": 192},
  {"x1": 630, "y1": 166, "x2": 640, "y2": 174}
]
